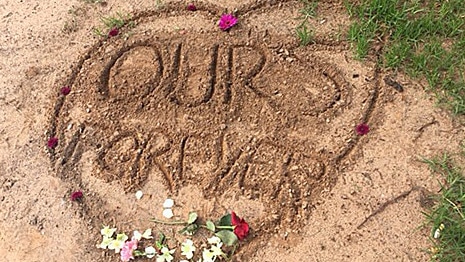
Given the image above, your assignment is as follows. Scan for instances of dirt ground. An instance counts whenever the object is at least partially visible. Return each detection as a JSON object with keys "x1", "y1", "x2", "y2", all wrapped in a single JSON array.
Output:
[{"x1": 1, "y1": 0, "x2": 464, "y2": 261}]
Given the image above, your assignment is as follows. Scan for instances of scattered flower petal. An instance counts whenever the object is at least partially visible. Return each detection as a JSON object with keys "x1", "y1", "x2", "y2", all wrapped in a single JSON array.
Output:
[
  {"x1": 163, "y1": 198, "x2": 174, "y2": 208},
  {"x1": 70, "y1": 190, "x2": 83, "y2": 201},
  {"x1": 47, "y1": 137, "x2": 59, "y2": 149},
  {"x1": 218, "y1": 13, "x2": 237, "y2": 31},
  {"x1": 135, "y1": 190, "x2": 143, "y2": 200},
  {"x1": 434, "y1": 223, "x2": 445, "y2": 239},
  {"x1": 145, "y1": 246, "x2": 156, "y2": 258},
  {"x1": 61, "y1": 86, "x2": 71, "y2": 95},
  {"x1": 231, "y1": 211, "x2": 249, "y2": 240},
  {"x1": 132, "y1": 230, "x2": 142, "y2": 241},
  {"x1": 109, "y1": 27, "x2": 119, "y2": 37},
  {"x1": 187, "y1": 3, "x2": 196, "y2": 11},
  {"x1": 120, "y1": 239, "x2": 138, "y2": 262},
  {"x1": 141, "y1": 228, "x2": 153, "y2": 239},
  {"x1": 355, "y1": 123, "x2": 370, "y2": 135},
  {"x1": 162, "y1": 209, "x2": 174, "y2": 219},
  {"x1": 181, "y1": 239, "x2": 196, "y2": 259}
]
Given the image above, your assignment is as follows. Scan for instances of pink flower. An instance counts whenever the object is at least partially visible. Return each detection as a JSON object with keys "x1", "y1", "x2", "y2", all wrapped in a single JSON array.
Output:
[
  {"x1": 355, "y1": 123, "x2": 370, "y2": 136},
  {"x1": 70, "y1": 191, "x2": 83, "y2": 201},
  {"x1": 61, "y1": 86, "x2": 71, "y2": 95},
  {"x1": 47, "y1": 137, "x2": 58, "y2": 149},
  {"x1": 108, "y1": 27, "x2": 119, "y2": 37},
  {"x1": 218, "y1": 14, "x2": 237, "y2": 31},
  {"x1": 120, "y1": 239, "x2": 138, "y2": 262},
  {"x1": 187, "y1": 3, "x2": 196, "y2": 11}
]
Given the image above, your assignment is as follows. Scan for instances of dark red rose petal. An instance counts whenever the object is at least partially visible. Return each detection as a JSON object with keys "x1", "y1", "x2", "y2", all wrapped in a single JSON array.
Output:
[
  {"x1": 47, "y1": 137, "x2": 58, "y2": 149},
  {"x1": 61, "y1": 86, "x2": 71, "y2": 95},
  {"x1": 356, "y1": 123, "x2": 370, "y2": 136},
  {"x1": 70, "y1": 191, "x2": 83, "y2": 201},
  {"x1": 187, "y1": 3, "x2": 196, "y2": 11},
  {"x1": 108, "y1": 27, "x2": 119, "y2": 37}
]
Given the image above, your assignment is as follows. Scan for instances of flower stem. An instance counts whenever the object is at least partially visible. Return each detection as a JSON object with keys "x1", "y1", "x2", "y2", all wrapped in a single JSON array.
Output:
[
  {"x1": 216, "y1": 225, "x2": 235, "y2": 230},
  {"x1": 151, "y1": 218, "x2": 187, "y2": 225}
]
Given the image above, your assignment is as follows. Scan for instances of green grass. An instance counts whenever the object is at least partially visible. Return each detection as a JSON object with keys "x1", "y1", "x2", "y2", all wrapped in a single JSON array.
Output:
[
  {"x1": 298, "y1": 0, "x2": 318, "y2": 21},
  {"x1": 296, "y1": 24, "x2": 313, "y2": 46},
  {"x1": 345, "y1": 0, "x2": 465, "y2": 114},
  {"x1": 155, "y1": 0, "x2": 165, "y2": 9},
  {"x1": 92, "y1": 12, "x2": 134, "y2": 38},
  {"x1": 423, "y1": 154, "x2": 465, "y2": 261},
  {"x1": 295, "y1": 0, "x2": 318, "y2": 46}
]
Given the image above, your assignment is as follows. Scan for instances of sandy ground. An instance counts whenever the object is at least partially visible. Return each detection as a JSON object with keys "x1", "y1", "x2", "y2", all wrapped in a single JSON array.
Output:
[{"x1": 1, "y1": 0, "x2": 464, "y2": 261}]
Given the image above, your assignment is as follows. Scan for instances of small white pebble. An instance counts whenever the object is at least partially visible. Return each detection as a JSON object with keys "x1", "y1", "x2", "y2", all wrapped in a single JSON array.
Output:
[
  {"x1": 433, "y1": 228, "x2": 441, "y2": 239},
  {"x1": 163, "y1": 198, "x2": 174, "y2": 208},
  {"x1": 135, "y1": 190, "x2": 143, "y2": 200},
  {"x1": 162, "y1": 209, "x2": 174, "y2": 219}
]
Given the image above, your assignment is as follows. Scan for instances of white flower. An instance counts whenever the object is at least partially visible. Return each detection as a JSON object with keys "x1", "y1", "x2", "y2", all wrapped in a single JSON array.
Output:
[
  {"x1": 202, "y1": 249, "x2": 216, "y2": 262},
  {"x1": 163, "y1": 198, "x2": 174, "y2": 208},
  {"x1": 207, "y1": 236, "x2": 221, "y2": 245},
  {"x1": 145, "y1": 246, "x2": 156, "y2": 258},
  {"x1": 156, "y1": 246, "x2": 175, "y2": 262},
  {"x1": 107, "y1": 239, "x2": 124, "y2": 253},
  {"x1": 97, "y1": 236, "x2": 113, "y2": 249},
  {"x1": 163, "y1": 208, "x2": 174, "y2": 219},
  {"x1": 100, "y1": 225, "x2": 117, "y2": 238},
  {"x1": 210, "y1": 242, "x2": 225, "y2": 257},
  {"x1": 181, "y1": 239, "x2": 196, "y2": 259},
  {"x1": 135, "y1": 190, "x2": 143, "y2": 200},
  {"x1": 107, "y1": 233, "x2": 128, "y2": 253}
]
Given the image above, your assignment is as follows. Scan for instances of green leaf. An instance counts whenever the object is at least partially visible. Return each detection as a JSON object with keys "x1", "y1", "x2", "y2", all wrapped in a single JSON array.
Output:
[
  {"x1": 178, "y1": 223, "x2": 199, "y2": 236},
  {"x1": 133, "y1": 250, "x2": 144, "y2": 256},
  {"x1": 187, "y1": 212, "x2": 198, "y2": 224},
  {"x1": 155, "y1": 232, "x2": 165, "y2": 249},
  {"x1": 218, "y1": 213, "x2": 232, "y2": 226},
  {"x1": 206, "y1": 220, "x2": 216, "y2": 232},
  {"x1": 215, "y1": 230, "x2": 238, "y2": 246}
]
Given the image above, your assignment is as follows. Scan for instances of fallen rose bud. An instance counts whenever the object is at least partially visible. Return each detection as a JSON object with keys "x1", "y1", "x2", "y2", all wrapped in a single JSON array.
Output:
[{"x1": 231, "y1": 211, "x2": 249, "y2": 240}]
